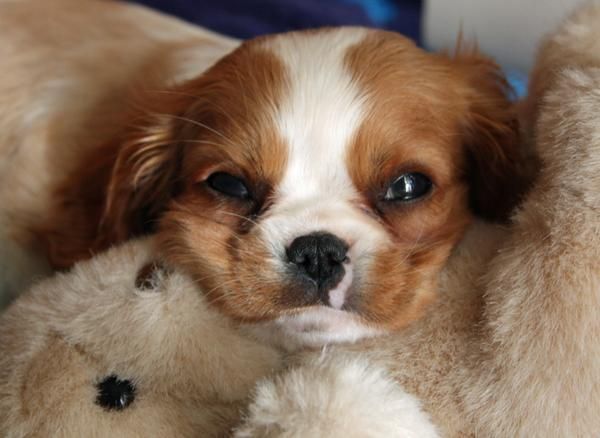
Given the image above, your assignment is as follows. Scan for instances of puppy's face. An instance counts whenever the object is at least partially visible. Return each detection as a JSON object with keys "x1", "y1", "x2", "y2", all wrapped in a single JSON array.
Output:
[{"x1": 105, "y1": 29, "x2": 522, "y2": 346}]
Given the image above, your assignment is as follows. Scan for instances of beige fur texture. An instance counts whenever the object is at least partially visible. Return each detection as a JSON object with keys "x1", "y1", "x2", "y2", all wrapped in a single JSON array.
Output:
[
  {"x1": 236, "y1": 356, "x2": 439, "y2": 438},
  {"x1": 238, "y1": 3, "x2": 600, "y2": 436},
  {"x1": 0, "y1": 239, "x2": 281, "y2": 437},
  {"x1": 0, "y1": 238, "x2": 441, "y2": 437},
  {"x1": 0, "y1": 0, "x2": 238, "y2": 304}
]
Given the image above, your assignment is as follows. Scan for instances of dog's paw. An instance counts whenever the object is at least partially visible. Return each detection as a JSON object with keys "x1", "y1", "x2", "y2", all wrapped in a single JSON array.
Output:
[{"x1": 235, "y1": 355, "x2": 439, "y2": 438}]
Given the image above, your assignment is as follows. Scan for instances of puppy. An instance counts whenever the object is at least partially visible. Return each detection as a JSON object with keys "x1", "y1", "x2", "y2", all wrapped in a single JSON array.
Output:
[
  {"x1": 238, "y1": 3, "x2": 600, "y2": 436},
  {"x1": 1, "y1": 0, "x2": 528, "y2": 346}
]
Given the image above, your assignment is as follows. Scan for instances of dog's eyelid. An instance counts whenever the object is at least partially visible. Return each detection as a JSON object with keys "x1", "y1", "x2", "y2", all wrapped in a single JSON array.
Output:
[{"x1": 205, "y1": 171, "x2": 253, "y2": 200}]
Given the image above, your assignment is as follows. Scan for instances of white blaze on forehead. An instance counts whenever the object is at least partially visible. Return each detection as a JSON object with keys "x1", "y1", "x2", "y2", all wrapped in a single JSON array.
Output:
[
  {"x1": 266, "y1": 28, "x2": 370, "y2": 200},
  {"x1": 257, "y1": 29, "x2": 388, "y2": 260},
  {"x1": 253, "y1": 29, "x2": 390, "y2": 317}
]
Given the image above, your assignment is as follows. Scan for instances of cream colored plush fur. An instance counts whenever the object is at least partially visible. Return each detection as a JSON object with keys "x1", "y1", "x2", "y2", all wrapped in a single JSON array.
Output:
[
  {"x1": 0, "y1": 239, "x2": 440, "y2": 437},
  {"x1": 238, "y1": 4, "x2": 600, "y2": 436},
  {"x1": 236, "y1": 355, "x2": 439, "y2": 438},
  {"x1": 0, "y1": 238, "x2": 281, "y2": 437},
  {"x1": 0, "y1": 0, "x2": 238, "y2": 305}
]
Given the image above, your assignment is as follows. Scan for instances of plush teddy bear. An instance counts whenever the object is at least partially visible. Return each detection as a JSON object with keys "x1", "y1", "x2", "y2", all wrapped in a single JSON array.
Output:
[
  {"x1": 0, "y1": 238, "x2": 283, "y2": 437},
  {"x1": 0, "y1": 236, "x2": 441, "y2": 438}
]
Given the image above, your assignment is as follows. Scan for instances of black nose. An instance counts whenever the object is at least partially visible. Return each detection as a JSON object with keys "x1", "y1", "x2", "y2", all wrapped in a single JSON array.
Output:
[{"x1": 286, "y1": 232, "x2": 348, "y2": 292}]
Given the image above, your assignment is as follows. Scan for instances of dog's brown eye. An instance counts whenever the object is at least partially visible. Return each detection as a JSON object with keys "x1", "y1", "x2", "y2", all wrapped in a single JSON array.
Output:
[
  {"x1": 384, "y1": 173, "x2": 432, "y2": 202},
  {"x1": 206, "y1": 172, "x2": 251, "y2": 199}
]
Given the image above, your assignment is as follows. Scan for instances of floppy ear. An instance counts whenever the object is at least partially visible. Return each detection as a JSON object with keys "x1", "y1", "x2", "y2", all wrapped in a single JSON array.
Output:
[
  {"x1": 453, "y1": 48, "x2": 534, "y2": 222},
  {"x1": 41, "y1": 96, "x2": 187, "y2": 269},
  {"x1": 99, "y1": 111, "x2": 182, "y2": 243}
]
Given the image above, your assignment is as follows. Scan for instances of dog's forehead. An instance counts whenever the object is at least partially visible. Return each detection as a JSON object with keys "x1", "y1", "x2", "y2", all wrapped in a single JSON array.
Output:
[{"x1": 262, "y1": 29, "x2": 370, "y2": 200}]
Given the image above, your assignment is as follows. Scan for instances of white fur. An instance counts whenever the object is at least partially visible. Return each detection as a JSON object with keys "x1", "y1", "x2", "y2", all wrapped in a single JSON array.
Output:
[
  {"x1": 262, "y1": 28, "x2": 386, "y2": 252},
  {"x1": 329, "y1": 262, "x2": 353, "y2": 310},
  {"x1": 259, "y1": 29, "x2": 389, "y2": 301},
  {"x1": 271, "y1": 28, "x2": 367, "y2": 205},
  {"x1": 236, "y1": 355, "x2": 439, "y2": 438},
  {"x1": 245, "y1": 306, "x2": 384, "y2": 351}
]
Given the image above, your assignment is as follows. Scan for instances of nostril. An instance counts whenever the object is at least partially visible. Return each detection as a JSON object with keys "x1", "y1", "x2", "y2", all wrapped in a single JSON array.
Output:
[
  {"x1": 289, "y1": 252, "x2": 306, "y2": 265},
  {"x1": 287, "y1": 232, "x2": 349, "y2": 291},
  {"x1": 317, "y1": 233, "x2": 348, "y2": 262},
  {"x1": 326, "y1": 244, "x2": 349, "y2": 265},
  {"x1": 329, "y1": 253, "x2": 349, "y2": 265},
  {"x1": 287, "y1": 237, "x2": 317, "y2": 265}
]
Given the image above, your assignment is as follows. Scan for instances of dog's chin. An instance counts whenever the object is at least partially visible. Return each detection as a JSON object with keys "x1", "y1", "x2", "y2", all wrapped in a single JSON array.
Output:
[{"x1": 243, "y1": 306, "x2": 384, "y2": 352}]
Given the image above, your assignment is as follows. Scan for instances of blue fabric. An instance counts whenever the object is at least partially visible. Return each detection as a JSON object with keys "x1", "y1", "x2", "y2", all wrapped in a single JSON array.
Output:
[
  {"x1": 131, "y1": 0, "x2": 422, "y2": 43},
  {"x1": 340, "y1": 0, "x2": 421, "y2": 41},
  {"x1": 506, "y1": 69, "x2": 528, "y2": 98}
]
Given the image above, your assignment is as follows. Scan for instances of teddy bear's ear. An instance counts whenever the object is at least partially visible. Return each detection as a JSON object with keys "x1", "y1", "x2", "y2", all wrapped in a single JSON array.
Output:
[
  {"x1": 135, "y1": 261, "x2": 172, "y2": 291},
  {"x1": 100, "y1": 112, "x2": 182, "y2": 244}
]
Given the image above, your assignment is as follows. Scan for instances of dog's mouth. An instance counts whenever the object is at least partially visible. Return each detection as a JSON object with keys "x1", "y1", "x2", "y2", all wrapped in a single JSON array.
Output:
[
  {"x1": 282, "y1": 306, "x2": 364, "y2": 334},
  {"x1": 244, "y1": 305, "x2": 383, "y2": 351}
]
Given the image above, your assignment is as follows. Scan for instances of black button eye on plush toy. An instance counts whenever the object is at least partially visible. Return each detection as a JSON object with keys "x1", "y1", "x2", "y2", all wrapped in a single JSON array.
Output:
[
  {"x1": 0, "y1": 239, "x2": 282, "y2": 436},
  {"x1": 96, "y1": 375, "x2": 136, "y2": 411}
]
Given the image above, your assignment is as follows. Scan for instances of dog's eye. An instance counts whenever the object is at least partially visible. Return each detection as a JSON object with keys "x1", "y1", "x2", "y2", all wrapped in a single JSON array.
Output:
[
  {"x1": 206, "y1": 172, "x2": 250, "y2": 199},
  {"x1": 384, "y1": 173, "x2": 432, "y2": 202}
]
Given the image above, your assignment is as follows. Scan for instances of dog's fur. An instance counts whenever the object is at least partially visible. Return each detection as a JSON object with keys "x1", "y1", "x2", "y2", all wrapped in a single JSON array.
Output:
[
  {"x1": 0, "y1": 0, "x2": 239, "y2": 305},
  {"x1": 238, "y1": 4, "x2": 600, "y2": 436},
  {"x1": 0, "y1": 0, "x2": 531, "y2": 348}
]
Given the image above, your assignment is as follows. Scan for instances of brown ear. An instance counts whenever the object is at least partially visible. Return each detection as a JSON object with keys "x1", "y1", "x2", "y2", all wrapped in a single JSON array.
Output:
[
  {"x1": 99, "y1": 112, "x2": 181, "y2": 243},
  {"x1": 40, "y1": 99, "x2": 186, "y2": 269},
  {"x1": 452, "y1": 47, "x2": 534, "y2": 222}
]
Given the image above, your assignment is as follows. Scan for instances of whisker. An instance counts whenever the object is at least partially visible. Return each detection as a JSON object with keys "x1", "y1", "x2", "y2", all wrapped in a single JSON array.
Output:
[
  {"x1": 220, "y1": 211, "x2": 263, "y2": 229},
  {"x1": 143, "y1": 89, "x2": 203, "y2": 99},
  {"x1": 153, "y1": 113, "x2": 237, "y2": 148},
  {"x1": 176, "y1": 139, "x2": 234, "y2": 148}
]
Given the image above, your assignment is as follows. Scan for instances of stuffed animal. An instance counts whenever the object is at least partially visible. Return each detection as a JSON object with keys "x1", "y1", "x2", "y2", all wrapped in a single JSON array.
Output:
[
  {"x1": 237, "y1": 3, "x2": 600, "y2": 436},
  {"x1": 0, "y1": 238, "x2": 282, "y2": 437},
  {"x1": 0, "y1": 236, "x2": 441, "y2": 437}
]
